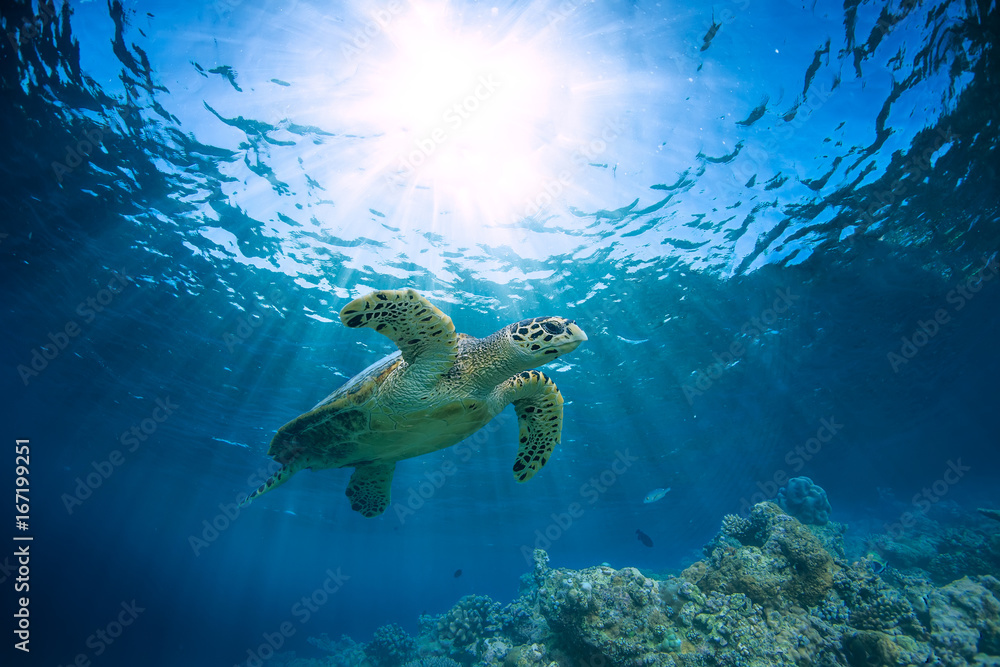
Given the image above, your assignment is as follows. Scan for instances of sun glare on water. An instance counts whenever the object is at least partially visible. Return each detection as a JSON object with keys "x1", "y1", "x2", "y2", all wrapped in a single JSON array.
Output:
[{"x1": 332, "y1": 2, "x2": 612, "y2": 238}]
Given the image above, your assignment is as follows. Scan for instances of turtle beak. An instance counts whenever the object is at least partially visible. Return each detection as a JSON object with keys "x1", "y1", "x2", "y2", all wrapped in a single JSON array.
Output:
[{"x1": 558, "y1": 320, "x2": 587, "y2": 354}]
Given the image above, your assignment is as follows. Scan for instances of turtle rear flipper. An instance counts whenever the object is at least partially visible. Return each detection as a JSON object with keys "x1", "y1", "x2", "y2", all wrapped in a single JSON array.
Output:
[
  {"x1": 240, "y1": 462, "x2": 301, "y2": 508},
  {"x1": 492, "y1": 370, "x2": 564, "y2": 483},
  {"x1": 345, "y1": 462, "x2": 396, "y2": 517}
]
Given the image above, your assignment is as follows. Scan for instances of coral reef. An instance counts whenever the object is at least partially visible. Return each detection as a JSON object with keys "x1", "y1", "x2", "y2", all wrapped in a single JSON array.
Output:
[
  {"x1": 418, "y1": 594, "x2": 504, "y2": 663},
  {"x1": 777, "y1": 476, "x2": 832, "y2": 525},
  {"x1": 861, "y1": 504, "x2": 1000, "y2": 583},
  {"x1": 926, "y1": 576, "x2": 1000, "y2": 665},
  {"x1": 285, "y1": 502, "x2": 999, "y2": 667},
  {"x1": 700, "y1": 503, "x2": 837, "y2": 607},
  {"x1": 307, "y1": 633, "x2": 367, "y2": 666},
  {"x1": 366, "y1": 623, "x2": 417, "y2": 666},
  {"x1": 402, "y1": 659, "x2": 463, "y2": 667},
  {"x1": 467, "y1": 503, "x2": 998, "y2": 666},
  {"x1": 832, "y1": 563, "x2": 921, "y2": 633}
]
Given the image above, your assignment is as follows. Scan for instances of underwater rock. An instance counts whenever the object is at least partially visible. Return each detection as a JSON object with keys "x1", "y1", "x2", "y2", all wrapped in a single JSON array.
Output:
[
  {"x1": 841, "y1": 629, "x2": 930, "y2": 666},
  {"x1": 777, "y1": 476, "x2": 832, "y2": 525},
  {"x1": 808, "y1": 519, "x2": 849, "y2": 559},
  {"x1": 479, "y1": 637, "x2": 511, "y2": 663},
  {"x1": 530, "y1": 548, "x2": 550, "y2": 577},
  {"x1": 534, "y1": 562, "x2": 679, "y2": 665},
  {"x1": 501, "y1": 641, "x2": 561, "y2": 666},
  {"x1": 927, "y1": 576, "x2": 1000, "y2": 665}
]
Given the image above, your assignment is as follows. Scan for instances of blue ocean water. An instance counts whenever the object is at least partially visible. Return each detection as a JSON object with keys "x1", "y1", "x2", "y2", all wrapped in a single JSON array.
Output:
[{"x1": 1, "y1": 0, "x2": 998, "y2": 665}]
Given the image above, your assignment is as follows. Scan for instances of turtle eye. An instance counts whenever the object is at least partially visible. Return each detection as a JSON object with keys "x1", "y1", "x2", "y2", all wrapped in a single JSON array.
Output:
[{"x1": 541, "y1": 321, "x2": 564, "y2": 335}]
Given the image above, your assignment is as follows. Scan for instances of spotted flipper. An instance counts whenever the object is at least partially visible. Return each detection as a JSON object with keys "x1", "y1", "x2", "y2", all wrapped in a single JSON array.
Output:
[
  {"x1": 340, "y1": 289, "x2": 458, "y2": 382},
  {"x1": 345, "y1": 462, "x2": 396, "y2": 517},
  {"x1": 239, "y1": 462, "x2": 302, "y2": 508},
  {"x1": 491, "y1": 370, "x2": 564, "y2": 483}
]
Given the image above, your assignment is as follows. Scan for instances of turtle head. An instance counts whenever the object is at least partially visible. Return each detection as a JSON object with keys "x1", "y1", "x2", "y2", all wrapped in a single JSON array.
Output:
[{"x1": 507, "y1": 316, "x2": 588, "y2": 364}]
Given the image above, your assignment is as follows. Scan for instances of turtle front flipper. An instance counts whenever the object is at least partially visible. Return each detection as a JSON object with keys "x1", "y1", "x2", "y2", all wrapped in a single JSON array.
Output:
[
  {"x1": 345, "y1": 462, "x2": 396, "y2": 517},
  {"x1": 491, "y1": 370, "x2": 565, "y2": 483},
  {"x1": 339, "y1": 289, "x2": 458, "y2": 381}
]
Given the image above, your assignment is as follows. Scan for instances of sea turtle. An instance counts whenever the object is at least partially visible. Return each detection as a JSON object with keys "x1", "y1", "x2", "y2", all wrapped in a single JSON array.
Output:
[{"x1": 240, "y1": 288, "x2": 587, "y2": 517}]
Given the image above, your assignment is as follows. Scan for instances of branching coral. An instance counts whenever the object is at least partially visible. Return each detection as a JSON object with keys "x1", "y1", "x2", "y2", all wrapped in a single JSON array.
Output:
[
  {"x1": 834, "y1": 565, "x2": 920, "y2": 633},
  {"x1": 366, "y1": 623, "x2": 417, "y2": 666},
  {"x1": 401, "y1": 659, "x2": 462, "y2": 667},
  {"x1": 423, "y1": 594, "x2": 503, "y2": 662}
]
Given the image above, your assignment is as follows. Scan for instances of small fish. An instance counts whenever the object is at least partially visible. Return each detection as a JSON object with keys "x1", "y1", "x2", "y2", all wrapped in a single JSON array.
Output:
[
  {"x1": 453, "y1": 569, "x2": 462, "y2": 578},
  {"x1": 644, "y1": 487, "x2": 671, "y2": 504},
  {"x1": 636, "y1": 529, "x2": 653, "y2": 547},
  {"x1": 864, "y1": 552, "x2": 887, "y2": 575},
  {"x1": 618, "y1": 335, "x2": 649, "y2": 345}
]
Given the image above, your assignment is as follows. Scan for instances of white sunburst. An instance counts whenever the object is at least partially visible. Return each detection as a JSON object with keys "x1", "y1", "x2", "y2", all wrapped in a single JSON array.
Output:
[{"x1": 327, "y1": 1, "x2": 620, "y2": 239}]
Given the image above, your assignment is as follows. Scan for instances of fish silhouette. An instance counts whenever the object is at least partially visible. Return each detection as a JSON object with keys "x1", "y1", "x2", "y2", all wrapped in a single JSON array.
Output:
[
  {"x1": 701, "y1": 11, "x2": 722, "y2": 51},
  {"x1": 636, "y1": 529, "x2": 653, "y2": 547},
  {"x1": 453, "y1": 569, "x2": 462, "y2": 578}
]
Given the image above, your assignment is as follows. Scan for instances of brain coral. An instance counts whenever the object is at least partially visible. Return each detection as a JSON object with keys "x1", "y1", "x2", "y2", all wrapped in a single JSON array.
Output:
[{"x1": 778, "y1": 476, "x2": 832, "y2": 525}]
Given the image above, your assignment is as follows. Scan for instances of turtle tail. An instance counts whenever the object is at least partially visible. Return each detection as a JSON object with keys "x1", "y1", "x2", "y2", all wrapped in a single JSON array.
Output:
[{"x1": 239, "y1": 462, "x2": 300, "y2": 508}]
